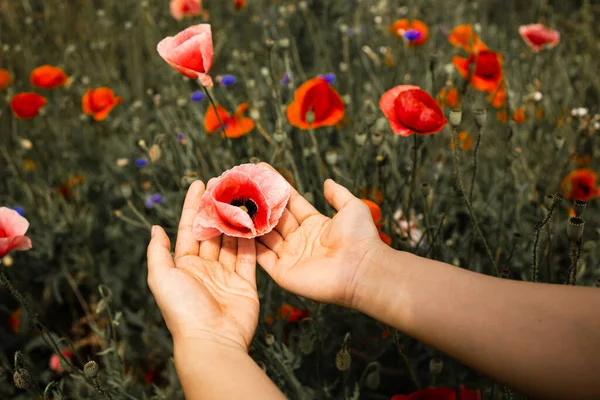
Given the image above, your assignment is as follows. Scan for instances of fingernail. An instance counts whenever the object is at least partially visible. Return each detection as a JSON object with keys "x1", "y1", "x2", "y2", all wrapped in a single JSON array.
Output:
[{"x1": 151, "y1": 225, "x2": 157, "y2": 237}]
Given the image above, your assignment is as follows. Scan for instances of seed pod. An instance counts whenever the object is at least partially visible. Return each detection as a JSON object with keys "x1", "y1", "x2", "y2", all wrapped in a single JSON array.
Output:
[
  {"x1": 429, "y1": 357, "x2": 443, "y2": 374},
  {"x1": 299, "y1": 336, "x2": 314, "y2": 355},
  {"x1": 273, "y1": 130, "x2": 287, "y2": 143},
  {"x1": 371, "y1": 131, "x2": 384, "y2": 146},
  {"x1": 325, "y1": 150, "x2": 338, "y2": 165},
  {"x1": 365, "y1": 366, "x2": 380, "y2": 389},
  {"x1": 355, "y1": 131, "x2": 367, "y2": 146},
  {"x1": 554, "y1": 135, "x2": 565, "y2": 150},
  {"x1": 335, "y1": 349, "x2": 351, "y2": 371},
  {"x1": 573, "y1": 199, "x2": 587, "y2": 217},
  {"x1": 13, "y1": 368, "x2": 34, "y2": 390},
  {"x1": 420, "y1": 182, "x2": 431, "y2": 197},
  {"x1": 449, "y1": 109, "x2": 462, "y2": 127},
  {"x1": 84, "y1": 361, "x2": 99, "y2": 378},
  {"x1": 265, "y1": 334, "x2": 275, "y2": 346},
  {"x1": 474, "y1": 108, "x2": 487, "y2": 128},
  {"x1": 567, "y1": 217, "x2": 585, "y2": 242}
]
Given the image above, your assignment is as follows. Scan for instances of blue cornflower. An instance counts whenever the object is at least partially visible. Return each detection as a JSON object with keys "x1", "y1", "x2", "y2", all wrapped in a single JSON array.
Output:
[
  {"x1": 220, "y1": 75, "x2": 237, "y2": 87},
  {"x1": 318, "y1": 73, "x2": 336, "y2": 84},
  {"x1": 403, "y1": 29, "x2": 422, "y2": 41},
  {"x1": 12, "y1": 206, "x2": 24, "y2": 216},
  {"x1": 177, "y1": 133, "x2": 184, "y2": 142},
  {"x1": 280, "y1": 72, "x2": 291, "y2": 85},
  {"x1": 145, "y1": 193, "x2": 165, "y2": 209},
  {"x1": 191, "y1": 91, "x2": 205, "y2": 102},
  {"x1": 135, "y1": 158, "x2": 149, "y2": 167}
]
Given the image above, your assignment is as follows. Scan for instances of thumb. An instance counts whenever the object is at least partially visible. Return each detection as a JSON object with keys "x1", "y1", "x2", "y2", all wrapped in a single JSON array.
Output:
[
  {"x1": 147, "y1": 225, "x2": 175, "y2": 283},
  {"x1": 324, "y1": 179, "x2": 358, "y2": 211}
]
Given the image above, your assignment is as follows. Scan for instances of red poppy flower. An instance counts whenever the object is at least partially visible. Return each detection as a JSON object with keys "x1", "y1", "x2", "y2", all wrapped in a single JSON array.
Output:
[
  {"x1": 519, "y1": 24, "x2": 560, "y2": 52},
  {"x1": 170, "y1": 0, "x2": 203, "y2": 20},
  {"x1": 49, "y1": 349, "x2": 73, "y2": 373},
  {"x1": 286, "y1": 77, "x2": 345, "y2": 129},
  {"x1": 488, "y1": 83, "x2": 506, "y2": 108},
  {"x1": 192, "y1": 164, "x2": 291, "y2": 240},
  {"x1": 437, "y1": 87, "x2": 460, "y2": 109},
  {"x1": 30, "y1": 65, "x2": 68, "y2": 89},
  {"x1": 391, "y1": 387, "x2": 456, "y2": 400},
  {"x1": 157, "y1": 24, "x2": 214, "y2": 86},
  {"x1": 204, "y1": 103, "x2": 255, "y2": 138},
  {"x1": 0, "y1": 68, "x2": 13, "y2": 90},
  {"x1": 233, "y1": 0, "x2": 246, "y2": 9},
  {"x1": 0, "y1": 207, "x2": 33, "y2": 258},
  {"x1": 450, "y1": 131, "x2": 473, "y2": 151},
  {"x1": 9, "y1": 308, "x2": 21, "y2": 333},
  {"x1": 380, "y1": 85, "x2": 447, "y2": 136},
  {"x1": 388, "y1": 19, "x2": 429, "y2": 46},
  {"x1": 448, "y1": 24, "x2": 487, "y2": 53},
  {"x1": 459, "y1": 386, "x2": 482, "y2": 400},
  {"x1": 453, "y1": 50, "x2": 503, "y2": 93},
  {"x1": 10, "y1": 92, "x2": 47, "y2": 119},
  {"x1": 280, "y1": 304, "x2": 309, "y2": 323},
  {"x1": 561, "y1": 169, "x2": 600, "y2": 201},
  {"x1": 362, "y1": 199, "x2": 392, "y2": 245},
  {"x1": 512, "y1": 107, "x2": 527, "y2": 124},
  {"x1": 82, "y1": 87, "x2": 122, "y2": 121}
]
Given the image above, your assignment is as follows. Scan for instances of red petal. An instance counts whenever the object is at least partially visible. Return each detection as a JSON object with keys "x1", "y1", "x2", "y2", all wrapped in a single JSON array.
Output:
[{"x1": 394, "y1": 89, "x2": 447, "y2": 134}]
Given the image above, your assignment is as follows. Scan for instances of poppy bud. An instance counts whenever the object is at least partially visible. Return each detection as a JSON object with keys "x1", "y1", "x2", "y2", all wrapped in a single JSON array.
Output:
[
  {"x1": 365, "y1": 363, "x2": 381, "y2": 389},
  {"x1": 299, "y1": 335, "x2": 314, "y2": 355},
  {"x1": 13, "y1": 368, "x2": 34, "y2": 390},
  {"x1": 567, "y1": 217, "x2": 585, "y2": 242},
  {"x1": 84, "y1": 361, "x2": 99, "y2": 378},
  {"x1": 335, "y1": 349, "x2": 351, "y2": 371},
  {"x1": 449, "y1": 109, "x2": 462, "y2": 127},
  {"x1": 474, "y1": 108, "x2": 487, "y2": 128},
  {"x1": 371, "y1": 131, "x2": 385, "y2": 146},
  {"x1": 573, "y1": 199, "x2": 587, "y2": 217},
  {"x1": 554, "y1": 135, "x2": 565, "y2": 150},
  {"x1": 265, "y1": 334, "x2": 275, "y2": 346},
  {"x1": 355, "y1": 131, "x2": 367, "y2": 146},
  {"x1": 429, "y1": 358, "x2": 443, "y2": 374},
  {"x1": 325, "y1": 150, "x2": 338, "y2": 165}
]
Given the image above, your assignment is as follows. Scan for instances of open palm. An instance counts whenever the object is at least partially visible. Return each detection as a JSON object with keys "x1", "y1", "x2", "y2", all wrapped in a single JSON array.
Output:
[
  {"x1": 147, "y1": 181, "x2": 259, "y2": 351},
  {"x1": 256, "y1": 165, "x2": 383, "y2": 307}
]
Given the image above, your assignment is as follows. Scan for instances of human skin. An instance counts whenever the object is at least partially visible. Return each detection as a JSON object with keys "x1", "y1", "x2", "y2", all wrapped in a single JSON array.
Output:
[{"x1": 256, "y1": 165, "x2": 600, "y2": 400}]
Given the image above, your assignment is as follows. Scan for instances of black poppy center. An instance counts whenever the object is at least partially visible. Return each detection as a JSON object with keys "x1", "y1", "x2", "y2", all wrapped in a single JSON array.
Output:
[{"x1": 230, "y1": 198, "x2": 258, "y2": 219}]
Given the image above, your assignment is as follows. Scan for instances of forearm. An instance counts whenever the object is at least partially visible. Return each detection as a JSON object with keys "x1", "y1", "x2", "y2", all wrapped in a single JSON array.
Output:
[
  {"x1": 354, "y1": 246, "x2": 600, "y2": 399},
  {"x1": 174, "y1": 337, "x2": 285, "y2": 400}
]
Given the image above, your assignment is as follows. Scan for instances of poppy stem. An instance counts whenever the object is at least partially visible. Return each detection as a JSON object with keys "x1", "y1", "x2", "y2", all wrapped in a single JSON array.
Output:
[
  {"x1": 405, "y1": 135, "x2": 419, "y2": 242},
  {"x1": 450, "y1": 128, "x2": 500, "y2": 277},
  {"x1": 567, "y1": 240, "x2": 581, "y2": 285},
  {"x1": 469, "y1": 127, "x2": 483, "y2": 203},
  {"x1": 531, "y1": 194, "x2": 562, "y2": 283},
  {"x1": 201, "y1": 85, "x2": 237, "y2": 157}
]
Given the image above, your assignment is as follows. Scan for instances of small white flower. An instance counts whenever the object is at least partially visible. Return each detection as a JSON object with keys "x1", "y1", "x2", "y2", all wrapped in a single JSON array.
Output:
[{"x1": 533, "y1": 91, "x2": 543, "y2": 101}]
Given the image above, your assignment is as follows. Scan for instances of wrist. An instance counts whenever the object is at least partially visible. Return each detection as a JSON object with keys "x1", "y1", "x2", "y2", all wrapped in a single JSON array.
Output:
[{"x1": 173, "y1": 330, "x2": 249, "y2": 356}]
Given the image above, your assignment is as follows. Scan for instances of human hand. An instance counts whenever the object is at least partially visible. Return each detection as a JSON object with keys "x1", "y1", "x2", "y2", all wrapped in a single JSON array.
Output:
[
  {"x1": 256, "y1": 164, "x2": 386, "y2": 308},
  {"x1": 147, "y1": 180, "x2": 259, "y2": 351}
]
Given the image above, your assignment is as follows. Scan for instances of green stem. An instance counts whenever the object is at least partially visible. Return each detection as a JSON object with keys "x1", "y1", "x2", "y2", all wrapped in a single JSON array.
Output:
[
  {"x1": 531, "y1": 195, "x2": 562, "y2": 283},
  {"x1": 469, "y1": 127, "x2": 483, "y2": 203}
]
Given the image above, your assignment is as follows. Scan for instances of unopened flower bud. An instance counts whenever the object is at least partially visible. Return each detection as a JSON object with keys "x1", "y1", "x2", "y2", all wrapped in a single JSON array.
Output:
[
  {"x1": 567, "y1": 217, "x2": 585, "y2": 242},
  {"x1": 429, "y1": 358, "x2": 443, "y2": 374},
  {"x1": 365, "y1": 364, "x2": 380, "y2": 389},
  {"x1": 335, "y1": 349, "x2": 351, "y2": 371},
  {"x1": 137, "y1": 139, "x2": 147, "y2": 150},
  {"x1": 474, "y1": 108, "x2": 487, "y2": 128},
  {"x1": 84, "y1": 361, "x2": 99, "y2": 378},
  {"x1": 449, "y1": 109, "x2": 462, "y2": 127},
  {"x1": 573, "y1": 200, "x2": 587, "y2": 217},
  {"x1": 325, "y1": 150, "x2": 338, "y2": 165},
  {"x1": 299, "y1": 336, "x2": 314, "y2": 355}
]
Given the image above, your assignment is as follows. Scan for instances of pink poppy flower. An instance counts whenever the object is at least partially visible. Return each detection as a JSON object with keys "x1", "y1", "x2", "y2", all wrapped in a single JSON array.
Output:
[
  {"x1": 157, "y1": 24, "x2": 214, "y2": 87},
  {"x1": 519, "y1": 24, "x2": 560, "y2": 52},
  {"x1": 192, "y1": 164, "x2": 291, "y2": 240},
  {"x1": 0, "y1": 207, "x2": 32, "y2": 259},
  {"x1": 49, "y1": 349, "x2": 73, "y2": 373},
  {"x1": 170, "y1": 0, "x2": 203, "y2": 20},
  {"x1": 380, "y1": 85, "x2": 447, "y2": 136}
]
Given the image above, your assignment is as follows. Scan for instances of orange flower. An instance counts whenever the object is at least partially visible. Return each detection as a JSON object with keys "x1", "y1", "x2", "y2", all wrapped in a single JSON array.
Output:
[
  {"x1": 362, "y1": 199, "x2": 392, "y2": 245},
  {"x1": 437, "y1": 87, "x2": 460, "y2": 108},
  {"x1": 9, "y1": 308, "x2": 21, "y2": 333},
  {"x1": 10, "y1": 92, "x2": 48, "y2": 119},
  {"x1": 535, "y1": 108, "x2": 544, "y2": 119},
  {"x1": 204, "y1": 103, "x2": 255, "y2": 138},
  {"x1": 233, "y1": 0, "x2": 246, "y2": 9},
  {"x1": 23, "y1": 159, "x2": 37, "y2": 171},
  {"x1": 0, "y1": 68, "x2": 13, "y2": 89},
  {"x1": 561, "y1": 169, "x2": 600, "y2": 201},
  {"x1": 30, "y1": 65, "x2": 68, "y2": 89},
  {"x1": 360, "y1": 187, "x2": 383, "y2": 204},
  {"x1": 448, "y1": 24, "x2": 487, "y2": 53},
  {"x1": 286, "y1": 77, "x2": 344, "y2": 129},
  {"x1": 451, "y1": 130, "x2": 473, "y2": 151},
  {"x1": 82, "y1": 87, "x2": 122, "y2": 121},
  {"x1": 497, "y1": 110, "x2": 507, "y2": 123},
  {"x1": 56, "y1": 175, "x2": 84, "y2": 199},
  {"x1": 488, "y1": 83, "x2": 506, "y2": 108},
  {"x1": 264, "y1": 315, "x2": 274, "y2": 325},
  {"x1": 280, "y1": 304, "x2": 309, "y2": 323},
  {"x1": 453, "y1": 50, "x2": 503, "y2": 93},
  {"x1": 388, "y1": 19, "x2": 429, "y2": 46},
  {"x1": 512, "y1": 107, "x2": 527, "y2": 124}
]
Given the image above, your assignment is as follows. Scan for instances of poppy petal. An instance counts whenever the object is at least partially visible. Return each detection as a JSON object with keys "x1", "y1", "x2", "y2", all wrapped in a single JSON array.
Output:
[{"x1": 204, "y1": 104, "x2": 231, "y2": 134}]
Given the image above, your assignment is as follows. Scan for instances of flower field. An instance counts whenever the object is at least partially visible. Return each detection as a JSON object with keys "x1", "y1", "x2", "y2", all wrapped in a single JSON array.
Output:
[{"x1": 1, "y1": 0, "x2": 599, "y2": 398}]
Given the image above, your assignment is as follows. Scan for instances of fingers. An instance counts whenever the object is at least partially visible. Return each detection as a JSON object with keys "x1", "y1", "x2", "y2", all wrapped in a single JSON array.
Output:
[
  {"x1": 147, "y1": 226, "x2": 175, "y2": 285},
  {"x1": 236, "y1": 238, "x2": 256, "y2": 286},
  {"x1": 256, "y1": 241, "x2": 278, "y2": 276},
  {"x1": 275, "y1": 209, "x2": 299, "y2": 239},
  {"x1": 259, "y1": 229, "x2": 285, "y2": 254},
  {"x1": 174, "y1": 180, "x2": 205, "y2": 260},
  {"x1": 199, "y1": 234, "x2": 221, "y2": 260},
  {"x1": 258, "y1": 162, "x2": 320, "y2": 224},
  {"x1": 218, "y1": 235, "x2": 238, "y2": 271},
  {"x1": 324, "y1": 179, "x2": 356, "y2": 211}
]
